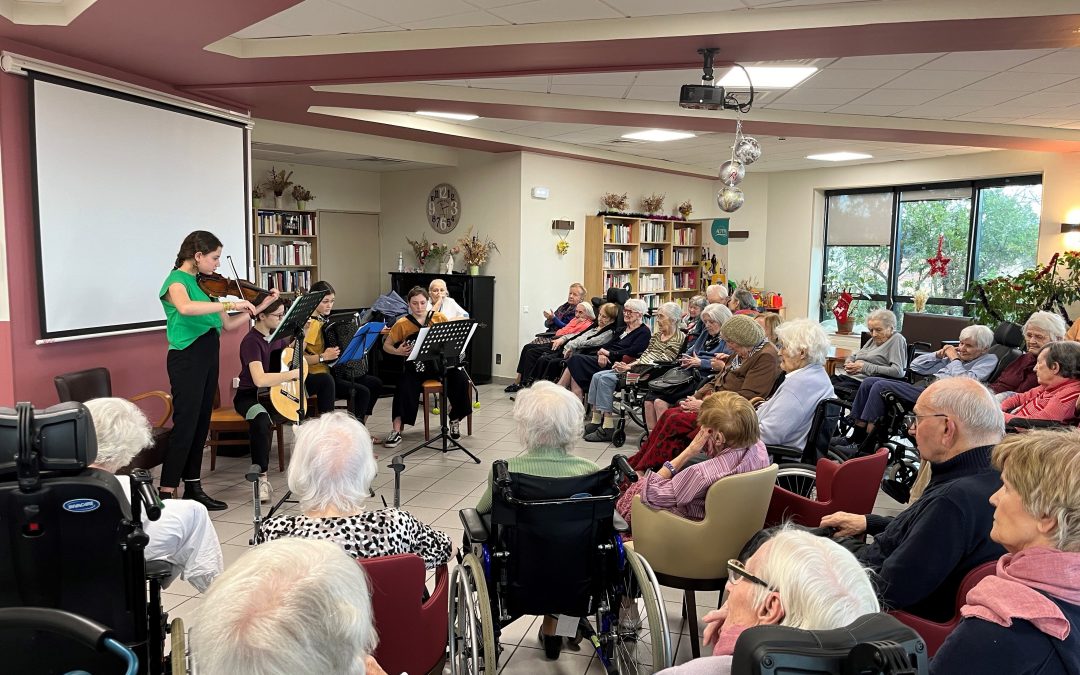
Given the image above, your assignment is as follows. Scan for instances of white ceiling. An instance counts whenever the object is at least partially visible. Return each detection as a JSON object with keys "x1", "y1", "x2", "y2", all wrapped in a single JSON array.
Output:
[{"x1": 251, "y1": 142, "x2": 440, "y2": 171}]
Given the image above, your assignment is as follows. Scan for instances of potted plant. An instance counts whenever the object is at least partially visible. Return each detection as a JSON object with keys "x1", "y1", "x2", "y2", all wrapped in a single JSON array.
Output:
[
  {"x1": 600, "y1": 192, "x2": 628, "y2": 213},
  {"x1": 457, "y1": 228, "x2": 499, "y2": 275},
  {"x1": 291, "y1": 185, "x2": 315, "y2": 211},
  {"x1": 964, "y1": 251, "x2": 1080, "y2": 325},
  {"x1": 640, "y1": 193, "x2": 666, "y2": 216},
  {"x1": 828, "y1": 288, "x2": 870, "y2": 335},
  {"x1": 252, "y1": 185, "x2": 265, "y2": 209},
  {"x1": 429, "y1": 242, "x2": 450, "y2": 273},
  {"x1": 263, "y1": 167, "x2": 293, "y2": 209},
  {"x1": 677, "y1": 200, "x2": 693, "y2": 218},
  {"x1": 406, "y1": 235, "x2": 432, "y2": 271}
]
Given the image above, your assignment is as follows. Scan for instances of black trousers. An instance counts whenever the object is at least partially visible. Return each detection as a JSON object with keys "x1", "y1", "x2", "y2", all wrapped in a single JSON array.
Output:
[
  {"x1": 392, "y1": 365, "x2": 470, "y2": 427},
  {"x1": 233, "y1": 388, "x2": 273, "y2": 473},
  {"x1": 516, "y1": 342, "x2": 555, "y2": 379},
  {"x1": 163, "y1": 329, "x2": 219, "y2": 488},
  {"x1": 305, "y1": 371, "x2": 337, "y2": 415},
  {"x1": 532, "y1": 351, "x2": 568, "y2": 383},
  {"x1": 333, "y1": 373, "x2": 383, "y2": 419}
]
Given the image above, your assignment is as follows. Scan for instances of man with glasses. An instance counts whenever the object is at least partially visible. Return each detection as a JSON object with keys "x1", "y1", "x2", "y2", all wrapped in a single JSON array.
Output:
[
  {"x1": 656, "y1": 528, "x2": 879, "y2": 674},
  {"x1": 234, "y1": 299, "x2": 302, "y2": 502},
  {"x1": 820, "y1": 378, "x2": 1006, "y2": 621}
]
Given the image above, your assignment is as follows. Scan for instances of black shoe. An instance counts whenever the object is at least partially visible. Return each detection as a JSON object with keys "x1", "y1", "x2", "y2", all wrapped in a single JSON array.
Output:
[
  {"x1": 584, "y1": 421, "x2": 601, "y2": 435},
  {"x1": 182, "y1": 480, "x2": 228, "y2": 511},
  {"x1": 539, "y1": 627, "x2": 562, "y2": 660},
  {"x1": 583, "y1": 427, "x2": 614, "y2": 443},
  {"x1": 504, "y1": 383, "x2": 522, "y2": 393},
  {"x1": 158, "y1": 490, "x2": 175, "y2": 501}
]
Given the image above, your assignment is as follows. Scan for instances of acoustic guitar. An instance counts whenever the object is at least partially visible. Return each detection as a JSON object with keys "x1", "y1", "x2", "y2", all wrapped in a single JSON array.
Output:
[{"x1": 264, "y1": 345, "x2": 308, "y2": 423}]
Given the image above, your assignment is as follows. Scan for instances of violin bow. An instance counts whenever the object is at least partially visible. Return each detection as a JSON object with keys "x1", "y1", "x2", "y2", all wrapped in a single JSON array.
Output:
[{"x1": 225, "y1": 255, "x2": 247, "y2": 304}]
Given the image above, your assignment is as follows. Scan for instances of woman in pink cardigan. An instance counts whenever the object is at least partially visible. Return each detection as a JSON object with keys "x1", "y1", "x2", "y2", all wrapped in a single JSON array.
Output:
[{"x1": 1001, "y1": 342, "x2": 1080, "y2": 424}]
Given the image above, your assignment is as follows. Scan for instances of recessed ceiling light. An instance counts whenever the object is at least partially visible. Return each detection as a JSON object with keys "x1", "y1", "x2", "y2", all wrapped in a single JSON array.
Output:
[
  {"x1": 718, "y1": 67, "x2": 817, "y2": 89},
  {"x1": 416, "y1": 111, "x2": 479, "y2": 121},
  {"x1": 806, "y1": 152, "x2": 874, "y2": 162},
  {"x1": 621, "y1": 129, "x2": 696, "y2": 142}
]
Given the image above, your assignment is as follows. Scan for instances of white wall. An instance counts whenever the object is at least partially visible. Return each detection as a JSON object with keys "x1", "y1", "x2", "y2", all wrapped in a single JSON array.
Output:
[
  {"x1": 761, "y1": 150, "x2": 1080, "y2": 320},
  {"x1": 721, "y1": 173, "x2": 768, "y2": 287},
  {"x1": 251, "y1": 159, "x2": 379, "y2": 212},
  {"x1": 379, "y1": 152, "x2": 523, "y2": 378}
]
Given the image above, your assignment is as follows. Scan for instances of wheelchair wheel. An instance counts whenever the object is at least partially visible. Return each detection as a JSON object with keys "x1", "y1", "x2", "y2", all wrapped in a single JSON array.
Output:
[
  {"x1": 169, "y1": 618, "x2": 187, "y2": 675},
  {"x1": 775, "y1": 464, "x2": 817, "y2": 500},
  {"x1": 605, "y1": 547, "x2": 671, "y2": 674},
  {"x1": 612, "y1": 428, "x2": 626, "y2": 448},
  {"x1": 449, "y1": 553, "x2": 496, "y2": 675}
]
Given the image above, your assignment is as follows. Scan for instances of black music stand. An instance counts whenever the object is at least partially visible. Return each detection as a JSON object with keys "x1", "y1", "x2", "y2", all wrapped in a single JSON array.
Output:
[{"x1": 399, "y1": 320, "x2": 480, "y2": 463}]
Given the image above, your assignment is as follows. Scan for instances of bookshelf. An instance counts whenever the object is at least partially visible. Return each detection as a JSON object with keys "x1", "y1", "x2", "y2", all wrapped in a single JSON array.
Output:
[
  {"x1": 253, "y1": 209, "x2": 319, "y2": 296},
  {"x1": 584, "y1": 214, "x2": 705, "y2": 326}
]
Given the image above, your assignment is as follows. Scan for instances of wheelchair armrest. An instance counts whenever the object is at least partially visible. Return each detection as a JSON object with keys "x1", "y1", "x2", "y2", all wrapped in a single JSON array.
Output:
[
  {"x1": 145, "y1": 560, "x2": 173, "y2": 582},
  {"x1": 766, "y1": 444, "x2": 803, "y2": 463},
  {"x1": 129, "y1": 390, "x2": 173, "y2": 428},
  {"x1": 459, "y1": 508, "x2": 489, "y2": 544},
  {"x1": 534, "y1": 331, "x2": 556, "y2": 339},
  {"x1": 613, "y1": 511, "x2": 630, "y2": 533},
  {"x1": 1007, "y1": 418, "x2": 1068, "y2": 432}
]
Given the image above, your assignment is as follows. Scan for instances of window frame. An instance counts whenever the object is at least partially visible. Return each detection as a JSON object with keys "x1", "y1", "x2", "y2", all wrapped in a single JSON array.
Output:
[{"x1": 820, "y1": 174, "x2": 1042, "y2": 321}]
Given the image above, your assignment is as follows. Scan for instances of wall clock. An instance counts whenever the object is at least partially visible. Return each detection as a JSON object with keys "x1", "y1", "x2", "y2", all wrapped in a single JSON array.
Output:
[{"x1": 427, "y1": 183, "x2": 461, "y2": 234}]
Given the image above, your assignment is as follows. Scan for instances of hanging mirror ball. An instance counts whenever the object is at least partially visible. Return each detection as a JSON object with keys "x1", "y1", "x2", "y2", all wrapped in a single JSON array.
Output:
[
  {"x1": 719, "y1": 159, "x2": 745, "y2": 187},
  {"x1": 717, "y1": 186, "x2": 744, "y2": 213},
  {"x1": 734, "y1": 136, "x2": 762, "y2": 165}
]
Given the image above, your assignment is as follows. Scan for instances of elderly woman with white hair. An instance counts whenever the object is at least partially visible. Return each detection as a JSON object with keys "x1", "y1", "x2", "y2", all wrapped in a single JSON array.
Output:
[
  {"x1": 84, "y1": 398, "x2": 223, "y2": 592},
  {"x1": 258, "y1": 412, "x2": 451, "y2": 568},
  {"x1": 684, "y1": 294, "x2": 708, "y2": 340},
  {"x1": 756, "y1": 320, "x2": 836, "y2": 448},
  {"x1": 989, "y1": 310, "x2": 1067, "y2": 401},
  {"x1": 193, "y1": 537, "x2": 385, "y2": 675},
  {"x1": 930, "y1": 430, "x2": 1080, "y2": 674},
  {"x1": 848, "y1": 323, "x2": 998, "y2": 434},
  {"x1": 657, "y1": 527, "x2": 880, "y2": 674},
  {"x1": 833, "y1": 308, "x2": 907, "y2": 399},
  {"x1": 583, "y1": 301, "x2": 684, "y2": 442},
  {"x1": 513, "y1": 301, "x2": 595, "y2": 389},
  {"x1": 564, "y1": 298, "x2": 652, "y2": 401}
]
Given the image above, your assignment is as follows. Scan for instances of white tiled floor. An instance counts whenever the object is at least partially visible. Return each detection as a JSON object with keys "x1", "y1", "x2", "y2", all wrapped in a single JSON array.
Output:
[{"x1": 167, "y1": 382, "x2": 909, "y2": 673}]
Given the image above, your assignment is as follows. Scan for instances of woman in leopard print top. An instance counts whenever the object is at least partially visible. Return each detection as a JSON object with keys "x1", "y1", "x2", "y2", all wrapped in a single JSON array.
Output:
[{"x1": 257, "y1": 413, "x2": 451, "y2": 568}]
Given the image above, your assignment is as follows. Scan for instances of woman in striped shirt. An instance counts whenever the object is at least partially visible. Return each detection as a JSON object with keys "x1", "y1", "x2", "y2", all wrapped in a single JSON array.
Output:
[{"x1": 616, "y1": 391, "x2": 769, "y2": 530}]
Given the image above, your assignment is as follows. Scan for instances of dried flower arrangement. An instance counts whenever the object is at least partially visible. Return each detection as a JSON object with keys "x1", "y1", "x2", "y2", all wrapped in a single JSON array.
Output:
[
  {"x1": 641, "y1": 193, "x2": 666, "y2": 214},
  {"x1": 678, "y1": 200, "x2": 693, "y2": 218},
  {"x1": 457, "y1": 228, "x2": 500, "y2": 266},
  {"x1": 291, "y1": 185, "x2": 315, "y2": 203},
  {"x1": 264, "y1": 167, "x2": 294, "y2": 196},
  {"x1": 407, "y1": 235, "x2": 433, "y2": 268},
  {"x1": 601, "y1": 192, "x2": 629, "y2": 211},
  {"x1": 252, "y1": 185, "x2": 265, "y2": 199}
]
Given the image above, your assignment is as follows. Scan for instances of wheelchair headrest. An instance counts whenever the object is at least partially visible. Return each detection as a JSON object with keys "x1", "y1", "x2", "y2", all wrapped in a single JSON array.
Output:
[
  {"x1": 0, "y1": 402, "x2": 97, "y2": 479},
  {"x1": 732, "y1": 613, "x2": 927, "y2": 674},
  {"x1": 993, "y1": 321, "x2": 1024, "y2": 349}
]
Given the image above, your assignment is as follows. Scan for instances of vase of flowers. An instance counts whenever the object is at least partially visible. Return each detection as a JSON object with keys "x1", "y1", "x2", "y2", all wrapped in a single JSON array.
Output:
[
  {"x1": 641, "y1": 193, "x2": 666, "y2": 216},
  {"x1": 264, "y1": 167, "x2": 293, "y2": 209},
  {"x1": 678, "y1": 200, "x2": 693, "y2": 218},
  {"x1": 457, "y1": 228, "x2": 499, "y2": 276},
  {"x1": 291, "y1": 184, "x2": 315, "y2": 211},
  {"x1": 429, "y1": 242, "x2": 449, "y2": 272},
  {"x1": 406, "y1": 235, "x2": 432, "y2": 271},
  {"x1": 252, "y1": 186, "x2": 265, "y2": 209}
]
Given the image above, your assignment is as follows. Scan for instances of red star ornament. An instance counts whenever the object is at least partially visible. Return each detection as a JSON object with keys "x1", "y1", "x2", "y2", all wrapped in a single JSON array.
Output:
[{"x1": 927, "y1": 235, "x2": 951, "y2": 277}]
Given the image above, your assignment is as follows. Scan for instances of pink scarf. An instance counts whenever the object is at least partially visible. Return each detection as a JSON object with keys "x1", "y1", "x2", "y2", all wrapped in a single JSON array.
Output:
[
  {"x1": 961, "y1": 547, "x2": 1080, "y2": 640},
  {"x1": 712, "y1": 623, "x2": 750, "y2": 657},
  {"x1": 555, "y1": 317, "x2": 591, "y2": 337}
]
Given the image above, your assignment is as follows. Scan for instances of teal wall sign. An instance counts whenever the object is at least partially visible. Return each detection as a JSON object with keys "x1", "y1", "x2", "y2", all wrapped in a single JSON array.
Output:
[{"x1": 711, "y1": 218, "x2": 730, "y2": 245}]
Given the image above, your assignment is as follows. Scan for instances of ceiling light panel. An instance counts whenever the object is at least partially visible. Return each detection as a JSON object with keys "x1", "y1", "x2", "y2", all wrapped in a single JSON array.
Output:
[
  {"x1": 416, "y1": 111, "x2": 479, "y2": 120},
  {"x1": 806, "y1": 152, "x2": 873, "y2": 161},
  {"x1": 717, "y1": 67, "x2": 817, "y2": 89},
  {"x1": 621, "y1": 129, "x2": 696, "y2": 142}
]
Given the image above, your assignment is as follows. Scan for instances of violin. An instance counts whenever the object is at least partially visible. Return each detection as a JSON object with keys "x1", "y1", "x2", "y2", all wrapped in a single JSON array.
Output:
[{"x1": 197, "y1": 272, "x2": 272, "y2": 306}]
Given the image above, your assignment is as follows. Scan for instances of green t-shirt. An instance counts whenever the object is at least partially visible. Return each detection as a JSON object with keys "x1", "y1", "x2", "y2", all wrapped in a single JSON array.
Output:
[{"x1": 159, "y1": 269, "x2": 222, "y2": 351}]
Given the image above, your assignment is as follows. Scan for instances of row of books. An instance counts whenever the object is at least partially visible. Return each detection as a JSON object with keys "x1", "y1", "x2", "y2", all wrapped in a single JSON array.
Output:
[
  {"x1": 672, "y1": 248, "x2": 699, "y2": 266},
  {"x1": 638, "y1": 273, "x2": 666, "y2": 292},
  {"x1": 604, "y1": 272, "x2": 631, "y2": 289},
  {"x1": 639, "y1": 247, "x2": 665, "y2": 266},
  {"x1": 640, "y1": 221, "x2": 668, "y2": 242},
  {"x1": 260, "y1": 270, "x2": 312, "y2": 294},
  {"x1": 603, "y1": 221, "x2": 633, "y2": 244},
  {"x1": 259, "y1": 242, "x2": 313, "y2": 267},
  {"x1": 639, "y1": 294, "x2": 664, "y2": 310},
  {"x1": 673, "y1": 227, "x2": 697, "y2": 245},
  {"x1": 603, "y1": 249, "x2": 633, "y2": 268},
  {"x1": 673, "y1": 270, "x2": 698, "y2": 289},
  {"x1": 256, "y1": 211, "x2": 316, "y2": 236}
]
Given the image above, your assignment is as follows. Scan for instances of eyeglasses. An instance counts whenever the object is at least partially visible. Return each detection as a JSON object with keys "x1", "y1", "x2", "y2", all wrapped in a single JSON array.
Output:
[
  {"x1": 268, "y1": 312, "x2": 286, "y2": 319},
  {"x1": 727, "y1": 559, "x2": 774, "y2": 591},
  {"x1": 904, "y1": 412, "x2": 948, "y2": 430}
]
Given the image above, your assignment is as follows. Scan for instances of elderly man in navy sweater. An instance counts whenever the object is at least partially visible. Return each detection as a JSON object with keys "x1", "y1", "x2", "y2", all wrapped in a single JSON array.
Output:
[{"x1": 821, "y1": 378, "x2": 1006, "y2": 621}]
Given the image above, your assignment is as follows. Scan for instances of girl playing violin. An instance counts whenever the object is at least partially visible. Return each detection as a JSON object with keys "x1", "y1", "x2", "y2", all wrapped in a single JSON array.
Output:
[
  {"x1": 382, "y1": 286, "x2": 471, "y2": 448},
  {"x1": 159, "y1": 230, "x2": 279, "y2": 510},
  {"x1": 301, "y1": 280, "x2": 340, "y2": 416},
  {"x1": 233, "y1": 299, "x2": 299, "y2": 503}
]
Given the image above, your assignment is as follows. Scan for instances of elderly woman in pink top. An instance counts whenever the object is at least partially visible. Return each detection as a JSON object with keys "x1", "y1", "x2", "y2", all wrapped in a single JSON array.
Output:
[
  {"x1": 1002, "y1": 341, "x2": 1080, "y2": 424},
  {"x1": 616, "y1": 390, "x2": 769, "y2": 529}
]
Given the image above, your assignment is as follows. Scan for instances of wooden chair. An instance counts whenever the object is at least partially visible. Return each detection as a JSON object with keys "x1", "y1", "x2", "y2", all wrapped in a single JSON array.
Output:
[
  {"x1": 54, "y1": 367, "x2": 172, "y2": 472},
  {"x1": 208, "y1": 386, "x2": 286, "y2": 472},
  {"x1": 630, "y1": 464, "x2": 778, "y2": 657},
  {"x1": 422, "y1": 380, "x2": 473, "y2": 441}
]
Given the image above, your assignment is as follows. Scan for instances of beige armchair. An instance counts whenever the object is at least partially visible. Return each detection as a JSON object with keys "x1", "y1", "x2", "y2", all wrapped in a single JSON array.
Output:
[{"x1": 630, "y1": 463, "x2": 778, "y2": 657}]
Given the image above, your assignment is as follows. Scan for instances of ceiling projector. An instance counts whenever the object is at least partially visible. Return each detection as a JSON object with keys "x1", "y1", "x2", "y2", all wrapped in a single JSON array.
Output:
[{"x1": 679, "y1": 84, "x2": 728, "y2": 111}]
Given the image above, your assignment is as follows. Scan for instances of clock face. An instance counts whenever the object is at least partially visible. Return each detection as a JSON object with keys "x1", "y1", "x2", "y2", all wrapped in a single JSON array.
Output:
[{"x1": 427, "y1": 183, "x2": 461, "y2": 234}]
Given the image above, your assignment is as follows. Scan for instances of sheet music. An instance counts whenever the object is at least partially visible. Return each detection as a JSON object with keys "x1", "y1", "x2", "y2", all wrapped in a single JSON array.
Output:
[
  {"x1": 462, "y1": 323, "x2": 478, "y2": 358},
  {"x1": 406, "y1": 327, "x2": 429, "y2": 361}
]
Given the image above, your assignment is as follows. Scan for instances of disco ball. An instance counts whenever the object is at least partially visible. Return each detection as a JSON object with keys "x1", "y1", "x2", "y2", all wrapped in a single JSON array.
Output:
[
  {"x1": 719, "y1": 159, "x2": 745, "y2": 187},
  {"x1": 734, "y1": 136, "x2": 762, "y2": 165},
  {"x1": 717, "y1": 186, "x2": 744, "y2": 213}
]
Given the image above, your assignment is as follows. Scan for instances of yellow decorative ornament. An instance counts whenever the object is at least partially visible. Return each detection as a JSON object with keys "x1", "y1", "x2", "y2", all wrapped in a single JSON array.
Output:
[{"x1": 556, "y1": 239, "x2": 570, "y2": 255}]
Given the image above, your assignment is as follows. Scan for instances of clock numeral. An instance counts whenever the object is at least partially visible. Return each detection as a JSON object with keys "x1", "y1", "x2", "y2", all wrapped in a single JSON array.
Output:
[
  {"x1": 427, "y1": 202, "x2": 436, "y2": 216},
  {"x1": 449, "y1": 202, "x2": 459, "y2": 216},
  {"x1": 438, "y1": 186, "x2": 449, "y2": 199}
]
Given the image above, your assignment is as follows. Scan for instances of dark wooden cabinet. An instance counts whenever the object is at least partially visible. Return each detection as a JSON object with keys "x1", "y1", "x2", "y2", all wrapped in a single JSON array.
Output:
[{"x1": 384, "y1": 273, "x2": 495, "y2": 384}]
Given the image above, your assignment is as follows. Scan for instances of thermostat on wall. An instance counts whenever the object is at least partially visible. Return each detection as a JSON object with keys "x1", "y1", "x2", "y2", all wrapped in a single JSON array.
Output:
[{"x1": 531, "y1": 186, "x2": 550, "y2": 200}]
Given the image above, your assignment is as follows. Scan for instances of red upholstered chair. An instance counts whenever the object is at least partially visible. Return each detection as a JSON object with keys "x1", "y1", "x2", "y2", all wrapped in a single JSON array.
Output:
[
  {"x1": 890, "y1": 560, "x2": 997, "y2": 657},
  {"x1": 766, "y1": 448, "x2": 889, "y2": 527},
  {"x1": 359, "y1": 554, "x2": 449, "y2": 675}
]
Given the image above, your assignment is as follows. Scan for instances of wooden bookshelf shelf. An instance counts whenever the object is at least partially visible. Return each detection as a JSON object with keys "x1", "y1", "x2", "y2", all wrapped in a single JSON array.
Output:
[{"x1": 254, "y1": 208, "x2": 319, "y2": 294}]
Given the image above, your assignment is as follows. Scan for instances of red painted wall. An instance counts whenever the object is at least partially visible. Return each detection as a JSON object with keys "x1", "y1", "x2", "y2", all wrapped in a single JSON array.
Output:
[
  {"x1": 0, "y1": 57, "x2": 245, "y2": 412},
  {"x1": 0, "y1": 321, "x2": 13, "y2": 407}
]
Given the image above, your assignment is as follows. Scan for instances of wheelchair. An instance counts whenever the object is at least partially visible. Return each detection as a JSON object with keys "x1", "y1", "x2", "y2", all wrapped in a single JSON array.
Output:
[
  {"x1": 0, "y1": 402, "x2": 185, "y2": 675},
  {"x1": 607, "y1": 358, "x2": 684, "y2": 448},
  {"x1": 450, "y1": 456, "x2": 671, "y2": 674}
]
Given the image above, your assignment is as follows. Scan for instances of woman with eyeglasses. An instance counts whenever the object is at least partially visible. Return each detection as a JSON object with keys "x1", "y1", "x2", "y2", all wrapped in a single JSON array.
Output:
[
  {"x1": 563, "y1": 298, "x2": 652, "y2": 401},
  {"x1": 656, "y1": 527, "x2": 879, "y2": 674},
  {"x1": 234, "y1": 298, "x2": 301, "y2": 503}
]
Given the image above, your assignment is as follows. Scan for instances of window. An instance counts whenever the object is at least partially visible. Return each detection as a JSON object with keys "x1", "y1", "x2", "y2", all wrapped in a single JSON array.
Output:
[{"x1": 821, "y1": 175, "x2": 1041, "y2": 326}]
